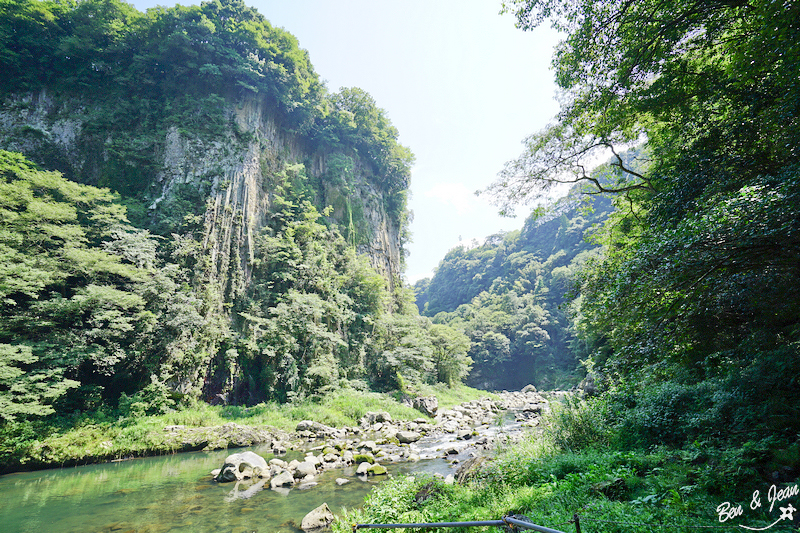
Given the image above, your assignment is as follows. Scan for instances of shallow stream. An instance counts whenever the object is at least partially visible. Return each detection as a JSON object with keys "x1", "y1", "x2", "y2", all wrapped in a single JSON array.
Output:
[
  {"x1": 0, "y1": 407, "x2": 531, "y2": 532},
  {"x1": 0, "y1": 441, "x2": 453, "y2": 533}
]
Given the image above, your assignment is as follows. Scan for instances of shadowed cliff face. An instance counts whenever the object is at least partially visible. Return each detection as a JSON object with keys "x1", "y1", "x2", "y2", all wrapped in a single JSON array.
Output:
[{"x1": 0, "y1": 91, "x2": 403, "y2": 306}]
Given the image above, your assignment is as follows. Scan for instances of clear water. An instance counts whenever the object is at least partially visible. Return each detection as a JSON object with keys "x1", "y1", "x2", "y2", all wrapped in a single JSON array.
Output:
[{"x1": 0, "y1": 443, "x2": 452, "y2": 533}]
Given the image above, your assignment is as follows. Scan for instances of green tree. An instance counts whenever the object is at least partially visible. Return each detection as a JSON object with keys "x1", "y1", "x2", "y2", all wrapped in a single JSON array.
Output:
[
  {"x1": 0, "y1": 344, "x2": 78, "y2": 422},
  {"x1": 429, "y1": 324, "x2": 471, "y2": 386},
  {"x1": 494, "y1": 0, "x2": 800, "y2": 443}
]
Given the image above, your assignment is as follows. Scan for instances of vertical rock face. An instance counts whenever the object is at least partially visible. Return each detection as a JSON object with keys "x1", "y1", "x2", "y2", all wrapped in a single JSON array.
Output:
[{"x1": 0, "y1": 92, "x2": 404, "y2": 303}]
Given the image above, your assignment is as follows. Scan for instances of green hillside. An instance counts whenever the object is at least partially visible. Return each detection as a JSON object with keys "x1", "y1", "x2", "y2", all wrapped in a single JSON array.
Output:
[{"x1": 415, "y1": 183, "x2": 612, "y2": 390}]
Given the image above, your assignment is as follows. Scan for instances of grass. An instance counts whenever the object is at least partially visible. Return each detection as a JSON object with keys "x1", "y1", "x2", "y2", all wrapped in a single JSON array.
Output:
[
  {"x1": 332, "y1": 396, "x2": 793, "y2": 533},
  {"x1": 0, "y1": 383, "x2": 494, "y2": 473},
  {"x1": 415, "y1": 383, "x2": 498, "y2": 411},
  {"x1": 333, "y1": 436, "x2": 778, "y2": 533}
]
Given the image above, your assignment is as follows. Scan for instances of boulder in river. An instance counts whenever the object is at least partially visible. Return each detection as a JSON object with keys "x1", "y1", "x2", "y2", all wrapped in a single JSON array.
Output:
[
  {"x1": 395, "y1": 430, "x2": 421, "y2": 444},
  {"x1": 270, "y1": 470, "x2": 295, "y2": 489},
  {"x1": 367, "y1": 463, "x2": 387, "y2": 475},
  {"x1": 294, "y1": 461, "x2": 317, "y2": 479},
  {"x1": 301, "y1": 502, "x2": 335, "y2": 532},
  {"x1": 215, "y1": 451, "x2": 268, "y2": 483}
]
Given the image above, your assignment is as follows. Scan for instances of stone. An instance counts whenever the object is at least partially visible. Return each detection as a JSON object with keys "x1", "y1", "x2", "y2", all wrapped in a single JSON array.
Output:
[
  {"x1": 295, "y1": 461, "x2": 317, "y2": 479},
  {"x1": 360, "y1": 411, "x2": 392, "y2": 427},
  {"x1": 270, "y1": 470, "x2": 295, "y2": 489},
  {"x1": 521, "y1": 384, "x2": 537, "y2": 393},
  {"x1": 367, "y1": 463, "x2": 387, "y2": 476},
  {"x1": 336, "y1": 478, "x2": 350, "y2": 485},
  {"x1": 353, "y1": 453, "x2": 374, "y2": 464},
  {"x1": 359, "y1": 440, "x2": 378, "y2": 453},
  {"x1": 412, "y1": 396, "x2": 438, "y2": 417},
  {"x1": 395, "y1": 431, "x2": 421, "y2": 444},
  {"x1": 301, "y1": 502, "x2": 335, "y2": 532},
  {"x1": 356, "y1": 462, "x2": 371, "y2": 475},
  {"x1": 442, "y1": 421, "x2": 459, "y2": 433},
  {"x1": 215, "y1": 451, "x2": 268, "y2": 483}
]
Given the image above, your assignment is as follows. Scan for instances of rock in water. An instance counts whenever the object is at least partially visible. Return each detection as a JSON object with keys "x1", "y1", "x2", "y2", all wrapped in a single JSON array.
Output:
[
  {"x1": 215, "y1": 451, "x2": 268, "y2": 482},
  {"x1": 367, "y1": 463, "x2": 387, "y2": 476},
  {"x1": 270, "y1": 470, "x2": 295, "y2": 489},
  {"x1": 395, "y1": 430, "x2": 421, "y2": 444},
  {"x1": 301, "y1": 502, "x2": 334, "y2": 532},
  {"x1": 295, "y1": 461, "x2": 317, "y2": 479}
]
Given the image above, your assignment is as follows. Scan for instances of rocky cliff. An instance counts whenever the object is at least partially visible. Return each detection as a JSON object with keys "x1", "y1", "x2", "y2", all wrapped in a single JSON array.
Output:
[{"x1": 0, "y1": 90, "x2": 404, "y2": 304}]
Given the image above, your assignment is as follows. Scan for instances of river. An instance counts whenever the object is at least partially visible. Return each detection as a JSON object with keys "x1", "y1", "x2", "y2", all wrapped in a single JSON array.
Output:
[
  {"x1": 0, "y1": 443, "x2": 456, "y2": 533},
  {"x1": 0, "y1": 392, "x2": 544, "y2": 532},
  {"x1": 0, "y1": 442, "x2": 454, "y2": 533}
]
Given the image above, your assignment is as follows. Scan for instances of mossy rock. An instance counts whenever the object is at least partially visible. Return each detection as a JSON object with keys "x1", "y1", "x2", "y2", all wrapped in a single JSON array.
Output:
[
  {"x1": 368, "y1": 464, "x2": 387, "y2": 476},
  {"x1": 353, "y1": 453, "x2": 374, "y2": 464}
]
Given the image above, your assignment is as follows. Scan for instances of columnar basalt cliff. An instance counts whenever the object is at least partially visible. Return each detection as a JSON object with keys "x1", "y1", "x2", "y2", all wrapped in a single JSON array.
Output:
[
  {"x1": 0, "y1": 90, "x2": 404, "y2": 304},
  {"x1": 0, "y1": 0, "x2": 478, "y2": 420}
]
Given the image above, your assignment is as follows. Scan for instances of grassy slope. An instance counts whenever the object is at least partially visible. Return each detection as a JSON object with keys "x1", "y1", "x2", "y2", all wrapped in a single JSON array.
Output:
[{"x1": 0, "y1": 384, "x2": 494, "y2": 472}]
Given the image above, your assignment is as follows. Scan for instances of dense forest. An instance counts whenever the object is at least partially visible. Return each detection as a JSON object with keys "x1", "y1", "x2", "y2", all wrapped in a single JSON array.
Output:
[
  {"x1": 485, "y1": 0, "x2": 800, "y2": 453},
  {"x1": 339, "y1": 1, "x2": 800, "y2": 529},
  {"x1": 415, "y1": 179, "x2": 612, "y2": 391},
  {"x1": 0, "y1": 0, "x2": 472, "y2": 436}
]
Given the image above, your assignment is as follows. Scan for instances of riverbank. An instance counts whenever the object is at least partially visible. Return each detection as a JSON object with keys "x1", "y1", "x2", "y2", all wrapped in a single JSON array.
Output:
[
  {"x1": 205, "y1": 388, "x2": 556, "y2": 501},
  {"x1": 0, "y1": 384, "x2": 515, "y2": 474},
  {"x1": 332, "y1": 398, "x2": 795, "y2": 533}
]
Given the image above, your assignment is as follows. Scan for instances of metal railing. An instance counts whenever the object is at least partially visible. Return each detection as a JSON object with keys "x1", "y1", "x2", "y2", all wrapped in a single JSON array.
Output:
[{"x1": 352, "y1": 514, "x2": 577, "y2": 533}]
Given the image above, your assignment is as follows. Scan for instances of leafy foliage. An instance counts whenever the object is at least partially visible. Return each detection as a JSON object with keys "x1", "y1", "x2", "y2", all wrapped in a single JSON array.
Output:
[
  {"x1": 0, "y1": 0, "x2": 423, "y2": 423},
  {"x1": 416, "y1": 189, "x2": 611, "y2": 390},
  {"x1": 234, "y1": 198, "x2": 471, "y2": 402},
  {"x1": 0, "y1": 150, "x2": 207, "y2": 421},
  {"x1": 493, "y1": 0, "x2": 800, "y2": 448}
]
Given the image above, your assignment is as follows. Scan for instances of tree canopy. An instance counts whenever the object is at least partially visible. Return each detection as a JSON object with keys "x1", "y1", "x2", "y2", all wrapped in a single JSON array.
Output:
[{"x1": 493, "y1": 0, "x2": 800, "y2": 444}]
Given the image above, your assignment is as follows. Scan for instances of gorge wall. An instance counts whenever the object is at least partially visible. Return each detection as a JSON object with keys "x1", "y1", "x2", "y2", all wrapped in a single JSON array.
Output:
[{"x1": 0, "y1": 89, "x2": 404, "y2": 306}]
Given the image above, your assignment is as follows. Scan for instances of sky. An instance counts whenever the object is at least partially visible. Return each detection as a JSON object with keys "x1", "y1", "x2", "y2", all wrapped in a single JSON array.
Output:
[{"x1": 130, "y1": 0, "x2": 562, "y2": 283}]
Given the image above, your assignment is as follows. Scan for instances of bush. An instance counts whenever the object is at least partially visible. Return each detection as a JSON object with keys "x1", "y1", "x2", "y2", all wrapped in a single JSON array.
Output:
[{"x1": 545, "y1": 396, "x2": 613, "y2": 452}]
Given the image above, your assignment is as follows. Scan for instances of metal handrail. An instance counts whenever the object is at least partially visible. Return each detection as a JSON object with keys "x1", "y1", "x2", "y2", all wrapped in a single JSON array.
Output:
[{"x1": 352, "y1": 514, "x2": 570, "y2": 532}]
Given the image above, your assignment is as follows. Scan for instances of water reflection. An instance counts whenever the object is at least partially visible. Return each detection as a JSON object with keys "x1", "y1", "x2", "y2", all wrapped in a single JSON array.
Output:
[{"x1": 0, "y1": 445, "x2": 444, "y2": 533}]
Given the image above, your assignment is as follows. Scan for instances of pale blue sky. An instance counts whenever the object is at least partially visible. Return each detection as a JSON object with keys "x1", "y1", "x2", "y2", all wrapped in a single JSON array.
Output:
[{"x1": 130, "y1": 0, "x2": 561, "y2": 283}]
